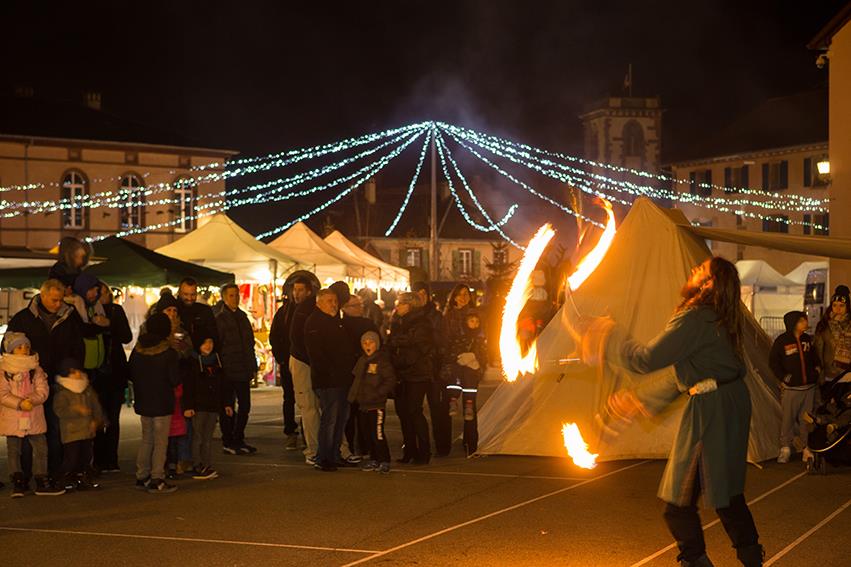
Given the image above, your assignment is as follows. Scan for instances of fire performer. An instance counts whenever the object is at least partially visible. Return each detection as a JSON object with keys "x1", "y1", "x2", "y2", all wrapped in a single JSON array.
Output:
[{"x1": 583, "y1": 257, "x2": 763, "y2": 567}]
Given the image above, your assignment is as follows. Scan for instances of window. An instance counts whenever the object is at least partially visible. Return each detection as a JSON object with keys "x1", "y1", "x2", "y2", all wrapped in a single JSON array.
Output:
[
  {"x1": 805, "y1": 156, "x2": 829, "y2": 187},
  {"x1": 174, "y1": 176, "x2": 195, "y2": 232},
  {"x1": 119, "y1": 173, "x2": 145, "y2": 229},
  {"x1": 404, "y1": 247, "x2": 422, "y2": 268},
  {"x1": 762, "y1": 216, "x2": 789, "y2": 233},
  {"x1": 458, "y1": 249, "x2": 473, "y2": 276},
  {"x1": 61, "y1": 170, "x2": 87, "y2": 229},
  {"x1": 688, "y1": 170, "x2": 712, "y2": 197},
  {"x1": 803, "y1": 157, "x2": 813, "y2": 187},
  {"x1": 762, "y1": 160, "x2": 788, "y2": 191},
  {"x1": 804, "y1": 213, "x2": 829, "y2": 236},
  {"x1": 622, "y1": 121, "x2": 644, "y2": 157},
  {"x1": 723, "y1": 165, "x2": 748, "y2": 194}
]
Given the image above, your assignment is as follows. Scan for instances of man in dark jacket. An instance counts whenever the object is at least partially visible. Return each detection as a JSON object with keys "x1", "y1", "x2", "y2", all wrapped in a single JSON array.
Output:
[
  {"x1": 289, "y1": 291, "x2": 319, "y2": 463},
  {"x1": 269, "y1": 276, "x2": 312, "y2": 449},
  {"x1": 6, "y1": 278, "x2": 85, "y2": 474},
  {"x1": 413, "y1": 281, "x2": 451, "y2": 456},
  {"x1": 389, "y1": 292, "x2": 435, "y2": 464},
  {"x1": 214, "y1": 283, "x2": 258, "y2": 455},
  {"x1": 93, "y1": 283, "x2": 133, "y2": 473},
  {"x1": 769, "y1": 310, "x2": 820, "y2": 464},
  {"x1": 129, "y1": 313, "x2": 180, "y2": 493},
  {"x1": 304, "y1": 289, "x2": 356, "y2": 471},
  {"x1": 177, "y1": 278, "x2": 219, "y2": 351}
]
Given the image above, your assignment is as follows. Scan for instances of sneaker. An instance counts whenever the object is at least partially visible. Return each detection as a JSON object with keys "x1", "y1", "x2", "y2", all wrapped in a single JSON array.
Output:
[
  {"x1": 361, "y1": 460, "x2": 380, "y2": 472},
  {"x1": 34, "y1": 477, "x2": 65, "y2": 496},
  {"x1": 448, "y1": 398, "x2": 459, "y2": 417},
  {"x1": 222, "y1": 445, "x2": 238, "y2": 455},
  {"x1": 135, "y1": 477, "x2": 151, "y2": 491},
  {"x1": 344, "y1": 454, "x2": 362, "y2": 465},
  {"x1": 336, "y1": 459, "x2": 359, "y2": 468},
  {"x1": 192, "y1": 467, "x2": 219, "y2": 480},
  {"x1": 305, "y1": 455, "x2": 317, "y2": 466},
  {"x1": 284, "y1": 435, "x2": 299, "y2": 451},
  {"x1": 377, "y1": 462, "x2": 391, "y2": 474},
  {"x1": 100, "y1": 466, "x2": 121, "y2": 474},
  {"x1": 147, "y1": 478, "x2": 178, "y2": 494},
  {"x1": 75, "y1": 474, "x2": 100, "y2": 490},
  {"x1": 464, "y1": 400, "x2": 475, "y2": 421},
  {"x1": 777, "y1": 446, "x2": 791, "y2": 464},
  {"x1": 10, "y1": 474, "x2": 28, "y2": 498},
  {"x1": 313, "y1": 462, "x2": 338, "y2": 472},
  {"x1": 166, "y1": 468, "x2": 179, "y2": 480},
  {"x1": 237, "y1": 443, "x2": 257, "y2": 455}
]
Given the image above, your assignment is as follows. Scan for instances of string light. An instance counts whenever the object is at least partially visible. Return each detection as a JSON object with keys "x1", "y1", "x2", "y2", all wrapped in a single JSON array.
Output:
[{"x1": 385, "y1": 128, "x2": 433, "y2": 236}]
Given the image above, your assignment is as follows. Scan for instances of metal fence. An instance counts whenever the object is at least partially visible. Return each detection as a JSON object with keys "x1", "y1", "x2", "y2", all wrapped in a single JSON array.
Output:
[{"x1": 759, "y1": 316, "x2": 786, "y2": 340}]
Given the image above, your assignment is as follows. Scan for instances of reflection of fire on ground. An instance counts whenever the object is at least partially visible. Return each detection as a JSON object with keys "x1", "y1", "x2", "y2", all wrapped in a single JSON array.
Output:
[{"x1": 498, "y1": 199, "x2": 616, "y2": 469}]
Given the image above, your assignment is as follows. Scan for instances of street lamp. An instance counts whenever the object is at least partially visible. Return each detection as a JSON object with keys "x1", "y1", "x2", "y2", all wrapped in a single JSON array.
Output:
[{"x1": 816, "y1": 158, "x2": 830, "y2": 176}]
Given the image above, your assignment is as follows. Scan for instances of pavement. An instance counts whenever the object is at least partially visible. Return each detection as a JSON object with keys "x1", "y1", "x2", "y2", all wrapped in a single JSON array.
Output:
[{"x1": 0, "y1": 384, "x2": 849, "y2": 567}]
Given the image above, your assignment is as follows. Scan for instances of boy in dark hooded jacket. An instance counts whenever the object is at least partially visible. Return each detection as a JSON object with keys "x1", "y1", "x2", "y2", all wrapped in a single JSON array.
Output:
[
  {"x1": 769, "y1": 310, "x2": 820, "y2": 464},
  {"x1": 348, "y1": 331, "x2": 395, "y2": 473}
]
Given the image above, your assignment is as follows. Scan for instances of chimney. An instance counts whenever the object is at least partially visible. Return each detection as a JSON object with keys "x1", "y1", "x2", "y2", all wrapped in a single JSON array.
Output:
[{"x1": 83, "y1": 91, "x2": 102, "y2": 111}]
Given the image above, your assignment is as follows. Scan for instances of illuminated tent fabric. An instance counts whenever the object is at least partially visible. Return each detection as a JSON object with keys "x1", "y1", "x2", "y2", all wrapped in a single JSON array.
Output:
[
  {"x1": 785, "y1": 260, "x2": 829, "y2": 285},
  {"x1": 324, "y1": 230, "x2": 409, "y2": 288},
  {"x1": 156, "y1": 214, "x2": 300, "y2": 283},
  {"x1": 477, "y1": 198, "x2": 781, "y2": 463},
  {"x1": 736, "y1": 260, "x2": 803, "y2": 326},
  {"x1": 683, "y1": 225, "x2": 851, "y2": 259},
  {"x1": 268, "y1": 222, "x2": 368, "y2": 283}
]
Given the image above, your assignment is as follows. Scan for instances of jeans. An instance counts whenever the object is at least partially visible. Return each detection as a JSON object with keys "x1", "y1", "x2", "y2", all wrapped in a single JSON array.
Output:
[
  {"x1": 291, "y1": 356, "x2": 320, "y2": 458},
  {"x1": 137, "y1": 415, "x2": 170, "y2": 481},
  {"x1": 94, "y1": 386, "x2": 125, "y2": 469},
  {"x1": 60, "y1": 439, "x2": 93, "y2": 478},
  {"x1": 663, "y1": 469, "x2": 759, "y2": 562},
  {"x1": 280, "y1": 364, "x2": 298, "y2": 435},
  {"x1": 403, "y1": 381, "x2": 431, "y2": 462},
  {"x1": 192, "y1": 411, "x2": 218, "y2": 469},
  {"x1": 358, "y1": 408, "x2": 391, "y2": 463},
  {"x1": 7, "y1": 435, "x2": 48, "y2": 477},
  {"x1": 220, "y1": 380, "x2": 251, "y2": 447},
  {"x1": 315, "y1": 386, "x2": 350, "y2": 466},
  {"x1": 780, "y1": 385, "x2": 818, "y2": 448}
]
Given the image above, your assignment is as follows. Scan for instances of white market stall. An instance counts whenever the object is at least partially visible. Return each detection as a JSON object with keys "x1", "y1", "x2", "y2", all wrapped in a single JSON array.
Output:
[
  {"x1": 736, "y1": 259, "x2": 804, "y2": 337},
  {"x1": 324, "y1": 229, "x2": 409, "y2": 291}
]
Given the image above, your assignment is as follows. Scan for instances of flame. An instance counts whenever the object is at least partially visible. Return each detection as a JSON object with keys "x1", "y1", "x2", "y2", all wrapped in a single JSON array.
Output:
[
  {"x1": 567, "y1": 199, "x2": 616, "y2": 291},
  {"x1": 499, "y1": 224, "x2": 556, "y2": 382},
  {"x1": 562, "y1": 423, "x2": 598, "y2": 469}
]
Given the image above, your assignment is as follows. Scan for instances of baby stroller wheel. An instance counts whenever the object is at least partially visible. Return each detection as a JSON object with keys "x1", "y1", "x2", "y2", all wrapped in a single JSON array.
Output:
[{"x1": 808, "y1": 453, "x2": 827, "y2": 475}]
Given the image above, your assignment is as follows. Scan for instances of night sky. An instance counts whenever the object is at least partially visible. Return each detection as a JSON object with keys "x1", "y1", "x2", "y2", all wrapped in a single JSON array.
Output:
[{"x1": 1, "y1": 1, "x2": 843, "y2": 237}]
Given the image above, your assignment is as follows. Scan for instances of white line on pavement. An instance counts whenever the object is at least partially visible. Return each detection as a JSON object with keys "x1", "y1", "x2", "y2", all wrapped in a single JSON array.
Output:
[
  {"x1": 340, "y1": 460, "x2": 650, "y2": 567},
  {"x1": 764, "y1": 496, "x2": 851, "y2": 566},
  {"x1": 629, "y1": 471, "x2": 808, "y2": 567},
  {"x1": 0, "y1": 526, "x2": 380, "y2": 554}
]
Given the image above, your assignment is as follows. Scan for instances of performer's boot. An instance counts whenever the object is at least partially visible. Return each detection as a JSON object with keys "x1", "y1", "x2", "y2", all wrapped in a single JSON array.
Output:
[
  {"x1": 736, "y1": 544, "x2": 764, "y2": 566},
  {"x1": 679, "y1": 554, "x2": 714, "y2": 567}
]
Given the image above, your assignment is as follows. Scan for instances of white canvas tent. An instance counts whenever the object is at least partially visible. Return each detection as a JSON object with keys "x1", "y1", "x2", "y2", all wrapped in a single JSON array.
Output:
[
  {"x1": 736, "y1": 260, "x2": 804, "y2": 329},
  {"x1": 156, "y1": 214, "x2": 301, "y2": 283},
  {"x1": 785, "y1": 261, "x2": 829, "y2": 285},
  {"x1": 477, "y1": 198, "x2": 781, "y2": 463},
  {"x1": 268, "y1": 222, "x2": 368, "y2": 284},
  {"x1": 324, "y1": 230, "x2": 409, "y2": 289}
]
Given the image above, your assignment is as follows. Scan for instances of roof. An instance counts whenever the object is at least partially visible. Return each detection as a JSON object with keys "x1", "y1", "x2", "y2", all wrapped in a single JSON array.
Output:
[
  {"x1": 0, "y1": 94, "x2": 238, "y2": 156},
  {"x1": 735, "y1": 260, "x2": 800, "y2": 288},
  {"x1": 323, "y1": 230, "x2": 409, "y2": 285},
  {"x1": 666, "y1": 90, "x2": 828, "y2": 165},
  {"x1": 808, "y1": 1, "x2": 851, "y2": 49}
]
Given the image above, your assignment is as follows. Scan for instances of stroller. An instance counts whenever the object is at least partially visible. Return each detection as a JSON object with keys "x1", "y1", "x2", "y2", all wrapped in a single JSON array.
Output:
[{"x1": 805, "y1": 375, "x2": 851, "y2": 474}]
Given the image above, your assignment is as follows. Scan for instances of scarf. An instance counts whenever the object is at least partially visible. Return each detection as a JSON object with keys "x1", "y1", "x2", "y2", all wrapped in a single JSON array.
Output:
[
  {"x1": 57, "y1": 375, "x2": 89, "y2": 394},
  {"x1": 0, "y1": 353, "x2": 39, "y2": 375}
]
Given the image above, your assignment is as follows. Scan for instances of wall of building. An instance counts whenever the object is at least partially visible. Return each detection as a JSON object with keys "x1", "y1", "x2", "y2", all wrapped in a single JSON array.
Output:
[
  {"x1": 0, "y1": 138, "x2": 229, "y2": 251},
  {"x1": 829, "y1": 22, "x2": 851, "y2": 289},
  {"x1": 672, "y1": 144, "x2": 829, "y2": 274}
]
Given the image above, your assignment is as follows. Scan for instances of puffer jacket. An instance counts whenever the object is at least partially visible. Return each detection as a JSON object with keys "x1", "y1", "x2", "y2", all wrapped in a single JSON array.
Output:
[
  {"x1": 769, "y1": 311, "x2": 819, "y2": 388},
  {"x1": 213, "y1": 302, "x2": 257, "y2": 382},
  {"x1": 52, "y1": 377, "x2": 103, "y2": 443},
  {"x1": 0, "y1": 357, "x2": 49, "y2": 437},
  {"x1": 389, "y1": 308, "x2": 435, "y2": 382},
  {"x1": 348, "y1": 349, "x2": 396, "y2": 410},
  {"x1": 129, "y1": 334, "x2": 181, "y2": 417},
  {"x1": 814, "y1": 315, "x2": 851, "y2": 380}
]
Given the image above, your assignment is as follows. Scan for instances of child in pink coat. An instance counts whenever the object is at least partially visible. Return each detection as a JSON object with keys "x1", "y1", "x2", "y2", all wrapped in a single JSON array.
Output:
[{"x1": 0, "y1": 332, "x2": 64, "y2": 497}]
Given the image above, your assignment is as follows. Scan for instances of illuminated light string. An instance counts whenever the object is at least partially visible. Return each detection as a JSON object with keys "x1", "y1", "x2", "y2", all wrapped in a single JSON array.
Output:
[
  {"x1": 445, "y1": 125, "x2": 830, "y2": 232},
  {"x1": 254, "y1": 129, "x2": 426, "y2": 240},
  {"x1": 385, "y1": 129, "x2": 433, "y2": 236},
  {"x1": 92, "y1": 130, "x2": 424, "y2": 242},
  {"x1": 448, "y1": 124, "x2": 829, "y2": 215},
  {"x1": 438, "y1": 121, "x2": 828, "y2": 208},
  {"x1": 442, "y1": 130, "x2": 606, "y2": 229},
  {"x1": 0, "y1": 128, "x2": 425, "y2": 219},
  {"x1": 434, "y1": 131, "x2": 522, "y2": 249},
  {"x1": 0, "y1": 121, "x2": 426, "y2": 198}
]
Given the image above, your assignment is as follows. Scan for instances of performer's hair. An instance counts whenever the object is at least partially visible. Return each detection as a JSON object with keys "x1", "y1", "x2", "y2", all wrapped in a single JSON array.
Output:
[{"x1": 678, "y1": 256, "x2": 744, "y2": 356}]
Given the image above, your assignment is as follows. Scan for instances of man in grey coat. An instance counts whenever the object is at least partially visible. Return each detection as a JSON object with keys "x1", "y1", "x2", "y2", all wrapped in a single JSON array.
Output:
[{"x1": 586, "y1": 257, "x2": 763, "y2": 567}]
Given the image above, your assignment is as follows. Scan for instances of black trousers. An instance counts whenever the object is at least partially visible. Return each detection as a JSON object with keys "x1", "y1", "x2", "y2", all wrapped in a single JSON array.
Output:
[
  {"x1": 427, "y1": 381, "x2": 452, "y2": 456},
  {"x1": 60, "y1": 439, "x2": 93, "y2": 478},
  {"x1": 403, "y1": 381, "x2": 431, "y2": 462},
  {"x1": 663, "y1": 470, "x2": 759, "y2": 562},
  {"x1": 280, "y1": 365, "x2": 298, "y2": 435},
  {"x1": 220, "y1": 380, "x2": 251, "y2": 447},
  {"x1": 394, "y1": 383, "x2": 413, "y2": 459},
  {"x1": 94, "y1": 385, "x2": 125, "y2": 469},
  {"x1": 358, "y1": 408, "x2": 391, "y2": 463},
  {"x1": 345, "y1": 402, "x2": 370, "y2": 456},
  {"x1": 462, "y1": 390, "x2": 478, "y2": 455}
]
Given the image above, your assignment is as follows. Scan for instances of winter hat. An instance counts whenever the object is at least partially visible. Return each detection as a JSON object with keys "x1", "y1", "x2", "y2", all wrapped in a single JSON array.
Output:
[
  {"x1": 156, "y1": 293, "x2": 180, "y2": 313},
  {"x1": 146, "y1": 313, "x2": 172, "y2": 341},
  {"x1": 360, "y1": 331, "x2": 380, "y2": 346},
  {"x1": 57, "y1": 357, "x2": 81, "y2": 377},
  {"x1": 831, "y1": 285, "x2": 850, "y2": 306},
  {"x1": 3, "y1": 331, "x2": 30, "y2": 353},
  {"x1": 72, "y1": 272, "x2": 100, "y2": 299},
  {"x1": 329, "y1": 281, "x2": 351, "y2": 309}
]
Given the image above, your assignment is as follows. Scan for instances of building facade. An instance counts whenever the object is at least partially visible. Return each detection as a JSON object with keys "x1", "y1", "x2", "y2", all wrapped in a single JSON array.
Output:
[{"x1": 580, "y1": 96, "x2": 663, "y2": 173}]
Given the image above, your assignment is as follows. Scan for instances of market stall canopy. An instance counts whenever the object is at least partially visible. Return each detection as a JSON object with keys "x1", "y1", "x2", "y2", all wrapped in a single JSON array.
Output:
[
  {"x1": 0, "y1": 246, "x2": 58, "y2": 270},
  {"x1": 681, "y1": 224, "x2": 851, "y2": 259},
  {"x1": 0, "y1": 237, "x2": 234, "y2": 289},
  {"x1": 785, "y1": 260, "x2": 829, "y2": 284},
  {"x1": 156, "y1": 214, "x2": 300, "y2": 283},
  {"x1": 735, "y1": 260, "x2": 800, "y2": 288},
  {"x1": 324, "y1": 230, "x2": 410, "y2": 288},
  {"x1": 268, "y1": 222, "x2": 365, "y2": 283}
]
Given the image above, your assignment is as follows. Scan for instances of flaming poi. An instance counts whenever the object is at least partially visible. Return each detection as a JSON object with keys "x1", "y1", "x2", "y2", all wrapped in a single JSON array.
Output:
[{"x1": 562, "y1": 423, "x2": 598, "y2": 469}]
